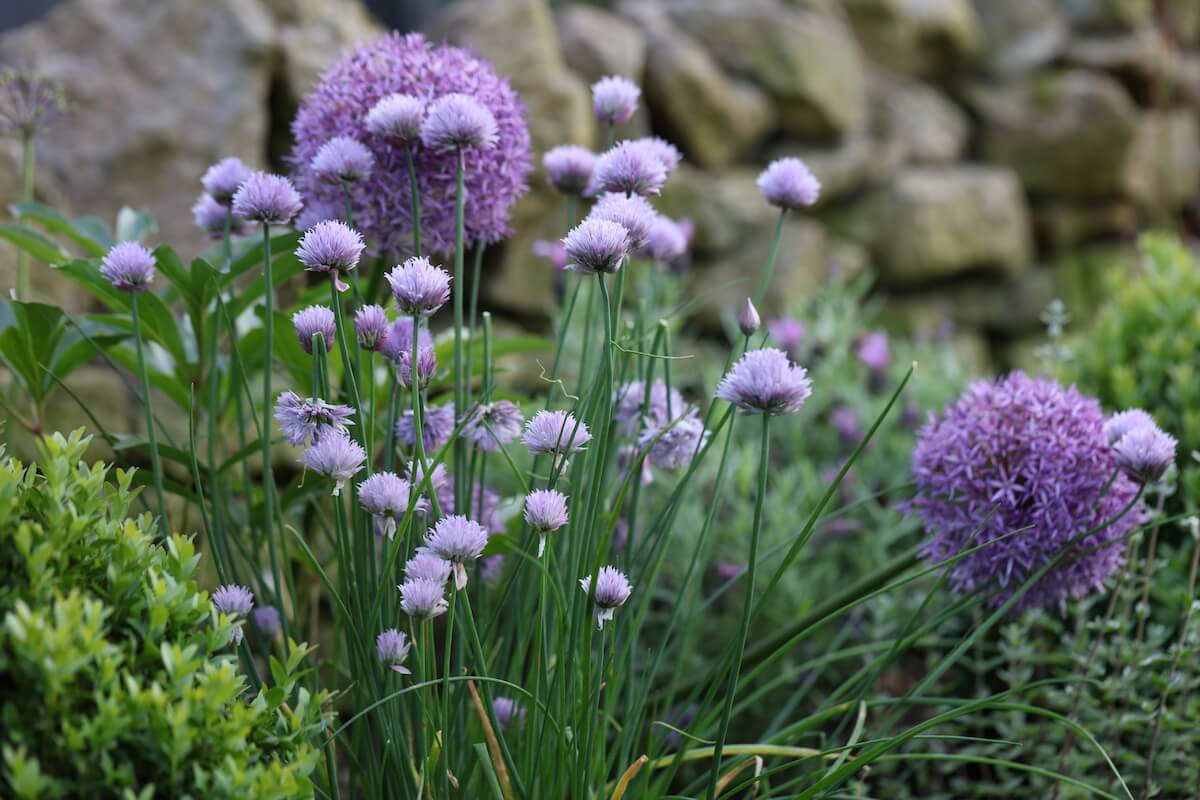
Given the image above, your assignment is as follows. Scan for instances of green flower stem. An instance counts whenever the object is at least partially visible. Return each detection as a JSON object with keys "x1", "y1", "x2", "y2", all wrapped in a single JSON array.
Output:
[
  {"x1": 453, "y1": 147, "x2": 467, "y2": 513},
  {"x1": 130, "y1": 293, "x2": 169, "y2": 536},
  {"x1": 410, "y1": 312, "x2": 428, "y2": 477},
  {"x1": 706, "y1": 413, "x2": 770, "y2": 799},
  {"x1": 752, "y1": 209, "x2": 788, "y2": 307},
  {"x1": 329, "y1": 277, "x2": 366, "y2": 463},
  {"x1": 15, "y1": 134, "x2": 34, "y2": 301},
  {"x1": 442, "y1": 586, "x2": 459, "y2": 797},
  {"x1": 259, "y1": 223, "x2": 290, "y2": 650},
  {"x1": 383, "y1": 380, "x2": 401, "y2": 473}
]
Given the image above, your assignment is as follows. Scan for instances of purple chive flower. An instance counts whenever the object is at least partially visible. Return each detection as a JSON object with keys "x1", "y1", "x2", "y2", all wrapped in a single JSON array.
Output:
[
  {"x1": 420, "y1": 92, "x2": 499, "y2": 151},
  {"x1": 213, "y1": 584, "x2": 254, "y2": 645},
  {"x1": 425, "y1": 515, "x2": 489, "y2": 589},
  {"x1": 365, "y1": 93, "x2": 426, "y2": 142},
  {"x1": 544, "y1": 145, "x2": 597, "y2": 195},
  {"x1": 312, "y1": 135, "x2": 375, "y2": 185},
  {"x1": 1112, "y1": 425, "x2": 1177, "y2": 484},
  {"x1": 596, "y1": 140, "x2": 667, "y2": 197},
  {"x1": 192, "y1": 193, "x2": 252, "y2": 238},
  {"x1": 300, "y1": 432, "x2": 366, "y2": 496},
  {"x1": 580, "y1": 566, "x2": 632, "y2": 630},
  {"x1": 592, "y1": 76, "x2": 640, "y2": 125},
  {"x1": 831, "y1": 406, "x2": 862, "y2": 447},
  {"x1": 380, "y1": 317, "x2": 433, "y2": 365},
  {"x1": 631, "y1": 136, "x2": 682, "y2": 172},
  {"x1": 100, "y1": 241, "x2": 156, "y2": 293},
  {"x1": 739, "y1": 298, "x2": 761, "y2": 337},
  {"x1": 397, "y1": 345, "x2": 438, "y2": 389},
  {"x1": 909, "y1": 372, "x2": 1146, "y2": 612},
  {"x1": 294, "y1": 199, "x2": 339, "y2": 233},
  {"x1": 296, "y1": 219, "x2": 365, "y2": 292},
  {"x1": 614, "y1": 380, "x2": 685, "y2": 435},
  {"x1": 405, "y1": 547, "x2": 454, "y2": 585},
  {"x1": 768, "y1": 316, "x2": 807, "y2": 357},
  {"x1": 231, "y1": 171, "x2": 303, "y2": 225},
  {"x1": 524, "y1": 410, "x2": 592, "y2": 458},
  {"x1": 252, "y1": 606, "x2": 281, "y2": 639},
  {"x1": 466, "y1": 400, "x2": 524, "y2": 452},
  {"x1": 533, "y1": 239, "x2": 568, "y2": 271},
  {"x1": 856, "y1": 331, "x2": 890, "y2": 373},
  {"x1": 757, "y1": 157, "x2": 821, "y2": 210},
  {"x1": 355, "y1": 304, "x2": 390, "y2": 351},
  {"x1": 563, "y1": 218, "x2": 630, "y2": 274},
  {"x1": 399, "y1": 577, "x2": 449, "y2": 619},
  {"x1": 274, "y1": 391, "x2": 355, "y2": 447},
  {"x1": 641, "y1": 216, "x2": 688, "y2": 266},
  {"x1": 525, "y1": 489, "x2": 569, "y2": 557},
  {"x1": 360, "y1": 472, "x2": 423, "y2": 539},
  {"x1": 293, "y1": 305, "x2": 337, "y2": 354},
  {"x1": 716, "y1": 348, "x2": 813, "y2": 416},
  {"x1": 437, "y1": 482, "x2": 507, "y2": 536},
  {"x1": 407, "y1": 460, "x2": 450, "y2": 501},
  {"x1": 397, "y1": 402, "x2": 456, "y2": 452},
  {"x1": 492, "y1": 697, "x2": 526, "y2": 731},
  {"x1": 639, "y1": 408, "x2": 710, "y2": 470},
  {"x1": 1103, "y1": 409, "x2": 1157, "y2": 446},
  {"x1": 376, "y1": 628, "x2": 412, "y2": 674},
  {"x1": 588, "y1": 193, "x2": 657, "y2": 250},
  {"x1": 202, "y1": 156, "x2": 252, "y2": 205},
  {"x1": 387, "y1": 256, "x2": 452, "y2": 317}
]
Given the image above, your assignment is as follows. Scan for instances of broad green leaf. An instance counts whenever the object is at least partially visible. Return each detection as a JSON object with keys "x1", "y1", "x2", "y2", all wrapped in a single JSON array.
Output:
[
  {"x1": 9, "y1": 201, "x2": 108, "y2": 257},
  {"x1": 225, "y1": 230, "x2": 301, "y2": 283},
  {"x1": 108, "y1": 346, "x2": 190, "y2": 409},
  {"x1": 0, "y1": 223, "x2": 70, "y2": 264}
]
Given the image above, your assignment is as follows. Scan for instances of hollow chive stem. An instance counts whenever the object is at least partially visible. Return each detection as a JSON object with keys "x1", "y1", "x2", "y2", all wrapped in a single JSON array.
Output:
[{"x1": 130, "y1": 293, "x2": 168, "y2": 536}]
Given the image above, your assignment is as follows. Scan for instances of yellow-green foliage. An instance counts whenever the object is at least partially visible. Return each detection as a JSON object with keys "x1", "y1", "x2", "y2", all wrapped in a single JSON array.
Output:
[{"x1": 0, "y1": 430, "x2": 330, "y2": 799}]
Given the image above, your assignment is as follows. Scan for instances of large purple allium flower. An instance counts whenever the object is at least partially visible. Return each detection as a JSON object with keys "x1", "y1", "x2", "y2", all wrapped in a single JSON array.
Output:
[
  {"x1": 312, "y1": 136, "x2": 375, "y2": 185},
  {"x1": 399, "y1": 577, "x2": 448, "y2": 620},
  {"x1": 465, "y1": 400, "x2": 524, "y2": 452},
  {"x1": 425, "y1": 515, "x2": 489, "y2": 589},
  {"x1": 365, "y1": 93, "x2": 425, "y2": 142},
  {"x1": 274, "y1": 390, "x2": 354, "y2": 447},
  {"x1": 300, "y1": 432, "x2": 366, "y2": 496},
  {"x1": 232, "y1": 171, "x2": 303, "y2": 225},
  {"x1": 387, "y1": 256, "x2": 451, "y2": 316},
  {"x1": 596, "y1": 140, "x2": 667, "y2": 197},
  {"x1": 757, "y1": 157, "x2": 820, "y2": 210},
  {"x1": 289, "y1": 33, "x2": 532, "y2": 255},
  {"x1": 523, "y1": 410, "x2": 592, "y2": 458},
  {"x1": 293, "y1": 305, "x2": 337, "y2": 354},
  {"x1": 592, "y1": 76, "x2": 640, "y2": 125},
  {"x1": 397, "y1": 402, "x2": 456, "y2": 452},
  {"x1": 380, "y1": 317, "x2": 432, "y2": 365},
  {"x1": 376, "y1": 628, "x2": 412, "y2": 674},
  {"x1": 202, "y1": 157, "x2": 252, "y2": 205},
  {"x1": 1112, "y1": 425, "x2": 1177, "y2": 484},
  {"x1": 355, "y1": 304, "x2": 390, "y2": 352},
  {"x1": 420, "y1": 93, "x2": 498, "y2": 151},
  {"x1": 909, "y1": 373, "x2": 1146, "y2": 612},
  {"x1": 525, "y1": 488, "x2": 569, "y2": 556},
  {"x1": 360, "y1": 471, "x2": 423, "y2": 539},
  {"x1": 580, "y1": 565, "x2": 632, "y2": 630},
  {"x1": 715, "y1": 348, "x2": 812, "y2": 416},
  {"x1": 543, "y1": 145, "x2": 596, "y2": 195},
  {"x1": 588, "y1": 193, "x2": 656, "y2": 250},
  {"x1": 100, "y1": 241, "x2": 156, "y2": 293},
  {"x1": 297, "y1": 219, "x2": 364, "y2": 292},
  {"x1": 405, "y1": 547, "x2": 453, "y2": 585},
  {"x1": 563, "y1": 218, "x2": 629, "y2": 274},
  {"x1": 192, "y1": 193, "x2": 251, "y2": 238},
  {"x1": 213, "y1": 583, "x2": 254, "y2": 645}
]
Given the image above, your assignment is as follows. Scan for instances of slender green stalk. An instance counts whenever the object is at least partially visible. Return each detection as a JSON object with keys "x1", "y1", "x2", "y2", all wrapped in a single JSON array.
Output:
[
  {"x1": 15, "y1": 134, "x2": 34, "y2": 301},
  {"x1": 706, "y1": 413, "x2": 769, "y2": 798},
  {"x1": 259, "y1": 223, "x2": 289, "y2": 647},
  {"x1": 453, "y1": 147, "x2": 467, "y2": 512},
  {"x1": 130, "y1": 293, "x2": 169, "y2": 536},
  {"x1": 752, "y1": 210, "x2": 788, "y2": 306}
]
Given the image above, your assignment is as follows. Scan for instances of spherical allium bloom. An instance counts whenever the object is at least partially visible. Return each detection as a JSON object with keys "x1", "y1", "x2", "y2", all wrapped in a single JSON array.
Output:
[
  {"x1": 830, "y1": 406, "x2": 862, "y2": 447},
  {"x1": 613, "y1": 380, "x2": 685, "y2": 436},
  {"x1": 631, "y1": 136, "x2": 682, "y2": 172},
  {"x1": 641, "y1": 216, "x2": 688, "y2": 266},
  {"x1": 592, "y1": 76, "x2": 640, "y2": 125},
  {"x1": 296, "y1": 219, "x2": 365, "y2": 294},
  {"x1": 376, "y1": 628, "x2": 412, "y2": 674},
  {"x1": 856, "y1": 331, "x2": 890, "y2": 373},
  {"x1": 716, "y1": 348, "x2": 813, "y2": 416},
  {"x1": 387, "y1": 256, "x2": 452, "y2": 316},
  {"x1": 100, "y1": 241, "x2": 156, "y2": 293},
  {"x1": 757, "y1": 157, "x2": 821, "y2": 210},
  {"x1": 909, "y1": 372, "x2": 1146, "y2": 612},
  {"x1": 1112, "y1": 425, "x2": 1177, "y2": 484},
  {"x1": 768, "y1": 316, "x2": 806, "y2": 357},
  {"x1": 425, "y1": 515, "x2": 489, "y2": 589},
  {"x1": 202, "y1": 156, "x2": 252, "y2": 205},
  {"x1": 596, "y1": 140, "x2": 667, "y2": 197},
  {"x1": 300, "y1": 432, "x2": 366, "y2": 496},
  {"x1": 492, "y1": 697, "x2": 526, "y2": 731},
  {"x1": 1103, "y1": 409, "x2": 1157, "y2": 446},
  {"x1": 739, "y1": 298, "x2": 761, "y2": 337},
  {"x1": 293, "y1": 305, "x2": 337, "y2": 355},
  {"x1": 213, "y1": 584, "x2": 254, "y2": 645},
  {"x1": 311, "y1": 135, "x2": 375, "y2": 185},
  {"x1": 252, "y1": 606, "x2": 281, "y2": 639},
  {"x1": 396, "y1": 402, "x2": 456, "y2": 452},
  {"x1": 192, "y1": 193, "x2": 253, "y2": 238},
  {"x1": 580, "y1": 565, "x2": 632, "y2": 630},
  {"x1": 420, "y1": 92, "x2": 499, "y2": 151},
  {"x1": 524, "y1": 410, "x2": 592, "y2": 458},
  {"x1": 543, "y1": 145, "x2": 597, "y2": 195},
  {"x1": 397, "y1": 345, "x2": 438, "y2": 390},
  {"x1": 639, "y1": 408, "x2": 710, "y2": 470},
  {"x1": 355, "y1": 304, "x2": 390, "y2": 351},
  {"x1": 405, "y1": 547, "x2": 453, "y2": 585},
  {"x1": 533, "y1": 239, "x2": 568, "y2": 271},
  {"x1": 290, "y1": 33, "x2": 532, "y2": 255},
  {"x1": 360, "y1": 472, "x2": 423, "y2": 539},
  {"x1": 466, "y1": 400, "x2": 524, "y2": 452},
  {"x1": 588, "y1": 193, "x2": 656, "y2": 250},
  {"x1": 232, "y1": 171, "x2": 303, "y2": 225},
  {"x1": 563, "y1": 218, "x2": 629, "y2": 274},
  {"x1": 380, "y1": 317, "x2": 432, "y2": 365},
  {"x1": 525, "y1": 489, "x2": 569, "y2": 556},
  {"x1": 274, "y1": 390, "x2": 355, "y2": 447},
  {"x1": 365, "y1": 93, "x2": 426, "y2": 142},
  {"x1": 399, "y1": 577, "x2": 449, "y2": 619}
]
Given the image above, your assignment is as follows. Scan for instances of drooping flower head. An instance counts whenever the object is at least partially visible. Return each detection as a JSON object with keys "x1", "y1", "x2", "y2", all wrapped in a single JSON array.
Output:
[
  {"x1": 202, "y1": 156, "x2": 252, "y2": 205},
  {"x1": 380, "y1": 317, "x2": 433, "y2": 364},
  {"x1": 355, "y1": 304, "x2": 390, "y2": 351},
  {"x1": 543, "y1": 145, "x2": 597, "y2": 195},
  {"x1": 420, "y1": 92, "x2": 499, "y2": 151},
  {"x1": 909, "y1": 372, "x2": 1146, "y2": 612},
  {"x1": 399, "y1": 577, "x2": 449, "y2": 619},
  {"x1": 405, "y1": 547, "x2": 453, "y2": 585},
  {"x1": 274, "y1": 390, "x2": 354, "y2": 447},
  {"x1": 232, "y1": 171, "x2": 303, "y2": 225},
  {"x1": 300, "y1": 432, "x2": 366, "y2": 496},
  {"x1": 525, "y1": 488, "x2": 569, "y2": 557},
  {"x1": 397, "y1": 403, "x2": 456, "y2": 452},
  {"x1": 192, "y1": 193, "x2": 252, "y2": 238},
  {"x1": 563, "y1": 218, "x2": 629, "y2": 274},
  {"x1": 425, "y1": 515, "x2": 490, "y2": 589},
  {"x1": 596, "y1": 140, "x2": 667, "y2": 197},
  {"x1": 311, "y1": 135, "x2": 375, "y2": 185},
  {"x1": 588, "y1": 193, "x2": 656, "y2": 250},
  {"x1": 1103, "y1": 409, "x2": 1157, "y2": 446},
  {"x1": 100, "y1": 241, "x2": 156, "y2": 293},
  {"x1": 360, "y1": 471, "x2": 423, "y2": 539},
  {"x1": 523, "y1": 410, "x2": 592, "y2": 458},
  {"x1": 592, "y1": 76, "x2": 640, "y2": 125},
  {"x1": 1112, "y1": 425, "x2": 1177, "y2": 484},
  {"x1": 466, "y1": 400, "x2": 524, "y2": 452},
  {"x1": 492, "y1": 697, "x2": 526, "y2": 731},
  {"x1": 716, "y1": 348, "x2": 813, "y2": 416},
  {"x1": 297, "y1": 219, "x2": 364, "y2": 292},
  {"x1": 376, "y1": 628, "x2": 412, "y2": 674},
  {"x1": 641, "y1": 216, "x2": 689, "y2": 267},
  {"x1": 757, "y1": 157, "x2": 821, "y2": 210},
  {"x1": 365, "y1": 93, "x2": 426, "y2": 142},
  {"x1": 289, "y1": 33, "x2": 532, "y2": 255},
  {"x1": 252, "y1": 606, "x2": 281, "y2": 639},
  {"x1": 293, "y1": 305, "x2": 337, "y2": 354},
  {"x1": 387, "y1": 256, "x2": 451, "y2": 316},
  {"x1": 397, "y1": 345, "x2": 438, "y2": 389},
  {"x1": 739, "y1": 298, "x2": 761, "y2": 336},
  {"x1": 213, "y1": 583, "x2": 254, "y2": 645},
  {"x1": 580, "y1": 566, "x2": 632, "y2": 629}
]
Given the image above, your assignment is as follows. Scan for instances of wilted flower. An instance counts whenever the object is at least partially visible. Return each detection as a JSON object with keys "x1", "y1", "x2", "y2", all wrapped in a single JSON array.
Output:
[
  {"x1": 420, "y1": 92, "x2": 499, "y2": 151},
  {"x1": 563, "y1": 218, "x2": 629, "y2": 274},
  {"x1": 355, "y1": 304, "x2": 390, "y2": 351},
  {"x1": 274, "y1": 391, "x2": 354, "y2": 447},
  {"x1": 213, "y1": 584, "x2": 254, "y2": 645},
  {"x1": 397, "y1": 403, "x2": 456, "y2": 452},
  {"x1": 300, "y1": 432, "x2": 366, "y2": 496},
  {"x1": 399, "y1": 577, "x2": 449, "y2": 619},
  {"x1": 466, "y1": 400, "x2": 524, "y2": 452},
  {"x1": 715, "y1": 348, "x2": 813, "y2": 416},
  {"x1": 757, "y1": 157, "x2": 820, "y2": 210},
  {"x1": 588, "y1": 193, "x2": 656, "y2": 250},
  {"x1": 360, "y1": 472, "x2": 423, "y2": 538},
  {"x1": 100, "y1": 241, "x2": 156, "y2": 293},
  {"x1": 1112, "y1": 425, "x2": 1177, "y2": 484},
  {"x1": 201, "y1": 157, "x2": 252, "y2": 205},
  {"x1": 293, "y1": 305, "x2": 337, "y2": 354},
  {"x1": 580, "y1": 566, "x2": 632, "y2": 630},
  {"x1": 425, "y1": 515, "x2": 489, "y2": 589},
  {"x1": 405, "y1": 548, "x2": 453, "y2": 585},
  {"x1": 252, "y1": 606, "x2": 281, "y2": 639},
  {"x1": 492, "y1": 697, "x2": 526, "y2": 731},
  {"x1": 387, "y1": 256, "x2": 452, "y2": 316},
  {"x1": 232, "y1": 171, "x2": 303, "y2": 225},
  {"x1": 525, "y1": 489, "x2": 569, "y2": 556},
  {"x1": 596, "y1": 140, "x2": 667, "y2": 197},
  {"x1": 365, "y1": 93, "x2": 426, "y2": 142},
  {"x1": 592, "y1": 76, "x2": 640, "y2": 125},
  {"x1": 524, "y1": 410, "x2": 592, "y2": 458},
  {"x1": 376, "y1": 628, "x2": 412, "y2": 674},
  {"x1": 312, "y1": 135, "x2": 375, "y2": 185},
  {"x1": 297, "y1": 219, "x2": 364, "y2": 292},
  {"x1": 544, "y1": 145, "x2": 597, "y2": 195},
  {"x1": 192, "y1": 193, "x2": 252, "y2": 238},
  {"x1": 738, "y1": 298, "x2": 760, "y2": 336},
  {"x1": 1103, "y1": 409, "x2": 1157, "y2": 446}
]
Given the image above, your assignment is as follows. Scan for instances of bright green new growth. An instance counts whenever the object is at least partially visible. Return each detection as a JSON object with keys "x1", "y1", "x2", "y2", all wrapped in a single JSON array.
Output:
[{"x1": 0, "y1": 430, "x2": 331, "y2": 799}]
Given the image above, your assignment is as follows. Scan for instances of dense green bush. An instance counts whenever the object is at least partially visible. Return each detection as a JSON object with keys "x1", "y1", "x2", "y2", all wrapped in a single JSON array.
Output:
[{"x1": 0, "y1": 430, "x2": 330, "y2": 799}]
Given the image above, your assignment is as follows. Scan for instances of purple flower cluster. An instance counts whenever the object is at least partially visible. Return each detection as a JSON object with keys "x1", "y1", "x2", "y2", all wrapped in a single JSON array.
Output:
[
  {"x1": 312, "y1": 136, "x2": 375, "y2": 185},
  {"x1": 757, "y1": 157, "x2": 820, "y2": 210},
  {"x1": 300, "y1": 432, "x2": 366, "y2": 496},
  {"x1": 192, "y1": 193, "x2": 251, "y2": 238},
  {"x1": 465, "y1": 400, "x2": 524, "y2": 452},
  {"x1": 202, "y1": 157, "x2": 252, "y2": 204},
  {"x1": 580, "y1": 566, "x2": 632, "y2": 630},
  {"x1": 525, "y1": 489, "x2": 569, "y2": 556},
  {"x1": 425, "y1": 515, "x2": 489, "y2": 589},
  {"x1": 359, "y1": 471, "x2": 423, "y2": 538},
  {"x1": 387, "y1": 256, "x2": 451, "y2": 317},
  {"x1": 274, "y1": 391, "x2": 354, "y2": 447},
  {"x1": 293, "y1": 306, "x2": 336, "y2": 354},
  {"x1": 524, "y1": 410, "x2": 592, "y2": 460},
  {"x1": 715, "y1": 348, "x2": 812, "y2": 416},
  {"x1": 592, "y1": 76, "x2": 640, "y2": 125},
  {"x1": 543, "y1": 145, "x2": 596, "y2": 195},
  {"x1": 596, "y1": 140, "x2": 667, "y2": 197},
  {"x1": 355, "y1": 304, "x2": 390, "y2": 351},
  {"x1": 232, "y1": 171, "x2": 303, "y2": 225},
  {"x1": 563, "y1": 218, "x2": 629, "y2": 274},
  {"x1": 376, "y1": 628, "x2": 412, "y2": 674},
  {"x1": 365, "y1": 93, "x2": 425, "y2": 142},
  {"x1": 397, "y1": 402, "x2": 456, "y2": 452},
  {"x1": 297, "y1": 220, "x2": 364, "y2": 292},
  {"x1": 100, "y1": 242, "x2": 156, "y2": 293},
  {"x1": 1104, "y1": 409, "x2": 1176, "y2": 484}
]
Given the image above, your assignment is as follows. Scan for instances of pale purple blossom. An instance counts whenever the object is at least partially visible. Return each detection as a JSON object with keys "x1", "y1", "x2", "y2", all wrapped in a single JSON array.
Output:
[
  {"x1": 525, "y1": 489, "x2": 569, "y2": 556},
  {"x1": 588, "y1": 193, "x2": 656, "y2": 250},
  {"x1": 596, "y1": 140, "x2": 667, "y2": 197},
  {"x1": 100, "y1": 241, "x2": 156, "y2": 293},
  {"x1": 397, "y1": 402, "x2": 456, "y2": 452},
  {"x1": 360, "y1": 472, "x2": 423, "y2": 538},
  {"x1": 380, "y1": 317, "x2": 433, "y2": 365},
  {"x1": 355, "y1": 304, "x2": 390, "y2": 351},
  {"x1": 631, "y1": 136, "x2": 682, "y2": 173},
  {"x1": 492, "y1": 697, "x2": 526, "y2": 731},
  {"x1": 1103, "y1": 409, "x2": 1157, "y2": 446},
  {"x1": 757, "y1": 157, "x2": 821, "y2": 210},
  {"x1": 639, "y1": 408, "x2": 710, "y2": 470},
  {"x1": 231, "y1": 171, "x2": 303, "y2": 225},
  {"x1": 293, "y1": 305, "x2": 337, "y2": 354},
  {"x1": 715, "y1": 348, "x2": 813, "y2": 416},
  {"x1": 466, "y1": 400, "x2": 524, "y2": 452},
  {"x1": 192, "y1": 193, "x2": 252, "y2": 237},
  {"x1": 592, "y1": 76, "x2": 640, "y2": 125},
  {"x1": 300, "y1": 432, "x2": 366, "y2": 496},
  {"x1": 399, "y1": 578, "x2": 449, "y2": 619},
  {"x1": 563, "y1": 218, "x2": 629, "y2": 274},
  {"x1": 297, "y1": 219, "x2": 364, "y2": 292},
  {"x1": 376, "y1": 628, "x2": 412, "y2": 674},
  {"x1": 580, "y1": 566, "x2": 632, "y2": 629},
  {"x1": 524, "y1": 410, "x2": 592, "y2": 457},
  {"x1": 274, "y1": 391, "x2": 354, "y2": 446},
  {"x1": 405, "y1": 547, "x2": 453, "y2": 585},
  {"x1": 614, "y1": 380, "x2": 684, "y2": 436},
  {"x1": 1112, "y1": 425, "x2": 1177, "y2": 484},
  {"x1": 311, "y1": 135, "x2": 375, "y2": 184},
  {"x1": 425, "y1": 515, "x2": 489, "y2": 589},
  {"x1": 387, "y1": 256, "x2": 452, "y2": 316},
  {"x1": 202, "y1": 157, "x2": 252, "y2": 205},
  {"x1": 364, "y1": 93, "x2": 426, "y2": 142},
  {"x1": 641, "y1": 216, "x2": 688, "y2": 265},
  {"x1": 252, "y1": 606, "x2": 281, "y2": 639},
  {"x1": 544, "y1": 145, "x2": 597, "y2": 195},
  {"x1": 421, "y1": 92, "x2": 499, "y2": 151},
  {"x1": 397, "y1": 346, "x2": 438, "y2": 389},
  {"x1": 213, "y1": 583, "x2": 254, "y2": 645}
]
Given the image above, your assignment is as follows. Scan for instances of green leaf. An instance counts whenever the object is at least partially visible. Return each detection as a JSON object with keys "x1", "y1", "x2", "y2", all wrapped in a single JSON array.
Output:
[
  {"x1": 52, "y1": 333, "x2": 127, "y2": 383},
  {"x1": 226, "y1": 250, "x2": 305, "y2": 320},
  {"x1": 225, "y1": 231, "x2": 301, "y2": 283},
  {"x1": 0, "y1": 223, "x2": 70, "y2": 264},
  {"x1": 9, "y1": 201, "x2": 108, "y2": 257},
  {"x1": 115, "y1": 207, "x2": 155, "y2": 243},
  {"x1": 108, "y1": 346, "x2": 190, "y2": 409}
]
